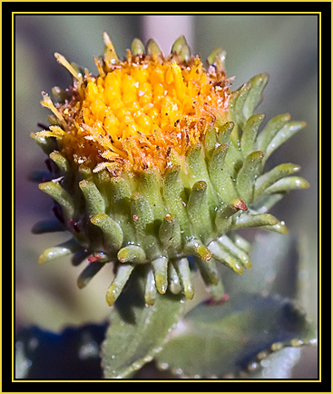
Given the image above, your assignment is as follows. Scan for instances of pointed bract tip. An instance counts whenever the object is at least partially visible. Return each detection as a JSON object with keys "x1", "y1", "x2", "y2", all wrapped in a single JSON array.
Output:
[
  {"x1": 131, "y1": 38, "x2": 145, "y2": 55},
  {"x1": 146, "y1": 38, "x2": 162, "y2": 56},
  {"x1": 207, "y1": 47, "x2": 226, "y2": 70},
  {"x1": 171, "y1": 35, "x2": 191, "y2": 61}
]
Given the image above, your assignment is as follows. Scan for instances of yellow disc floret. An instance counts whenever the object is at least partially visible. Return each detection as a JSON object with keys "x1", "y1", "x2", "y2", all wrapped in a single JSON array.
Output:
[{"x1": 40, "y1": 38, "x2": 230, "y2": 174}]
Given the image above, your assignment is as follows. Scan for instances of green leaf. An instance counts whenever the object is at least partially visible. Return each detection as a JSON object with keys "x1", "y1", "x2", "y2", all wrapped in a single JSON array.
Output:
[
  {"x1": 101, "y1": 268, "x2": 185, "y2": 378},
  {"x1": 155, "y1": 292, "x2": 316, "y2": 378}
]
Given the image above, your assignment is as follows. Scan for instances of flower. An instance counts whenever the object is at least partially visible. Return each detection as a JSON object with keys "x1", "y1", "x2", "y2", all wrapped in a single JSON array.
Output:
[
  {"x1": 37, "y1": 35, "x2": 230, "y2": 175},
  {"x1": 32, "y1": 34, "x2": 309, "y2": 306}
]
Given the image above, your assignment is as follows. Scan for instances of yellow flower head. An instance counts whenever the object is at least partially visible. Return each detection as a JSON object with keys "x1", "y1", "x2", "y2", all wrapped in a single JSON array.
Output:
[{"x1": 38, "y1": 34, "x2": 229, "y2": 175}]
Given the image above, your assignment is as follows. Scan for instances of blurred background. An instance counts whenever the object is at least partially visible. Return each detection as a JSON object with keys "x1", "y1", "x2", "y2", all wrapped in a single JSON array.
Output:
[{"x1": 15, "y1": 14, "x2": 318, "y2": 377}]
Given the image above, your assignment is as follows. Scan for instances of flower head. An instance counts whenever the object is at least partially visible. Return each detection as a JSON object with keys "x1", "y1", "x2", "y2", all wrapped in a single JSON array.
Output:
[
  {"x1": 32, "y1": 34, "x2": 309, "y2": 306},
  {"x1": 39, "y1": 35, "x2": 229, "y2": 175}
]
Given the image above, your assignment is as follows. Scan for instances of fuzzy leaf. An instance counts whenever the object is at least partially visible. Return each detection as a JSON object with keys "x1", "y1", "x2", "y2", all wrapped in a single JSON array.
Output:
[
  {"x1": 101, "y1": 269, "x2": 184, "y2": 378},
  {"x1": 155, "y1": 292, "x2": 316, "y2": 378}
]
